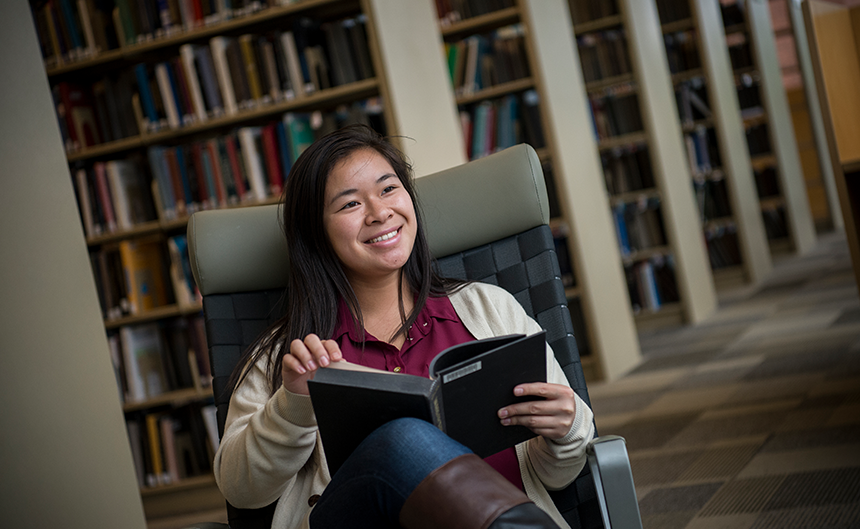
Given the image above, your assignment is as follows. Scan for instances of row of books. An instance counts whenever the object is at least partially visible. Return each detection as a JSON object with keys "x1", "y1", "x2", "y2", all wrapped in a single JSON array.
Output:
[
  {"x1": 675, "y1": 79, "x2": 712, "y2": 124},
  {"x1": 134, "y1": 16, "x2": 374, "y2": 134},
  {"x1": 705, "y1": 225, "x2": 743, "y2": 269},
  {"x1": 53, "y1": 78, "x2": 139, "y2": 152},
  {"x1": 694, "y1": 177, "x2": 733, "y2": 223},
  {"x1": 720, "y1": 2, "x2": 746, "y2": 28},
  {"x1": 568, "y1": 0, "x2": 620, "y2": 27},
  {"x1": 126, "y1": 403, "x2": 217, "y2": 489},
  {"x1": 435, "y1": 0, "x2": 516, "y2": 26},
  {"x1": 755, "y1": 166, "x2": 781, "y2": 198},
  {"x1": 601, "y1": 144, "x2": 655, "y2": 196},
  {"x1": 577, "y1": 30, "x2": 632, "y2": 84},
  {"x1": 655, "y1": 0, "x2": 692, "y2": 24},
  {"x1": 459, "y1": 90, "x2": 545, "y2": 161},
  {"x1": 31, "y1": 0, "x2": 121, "y2": 66},
  {"x1": 737, "y1": 79, "x2": 762, "y2": 110},
  {"x1": 589, "y1": 86, "x2": 643, "y2": 141},
  {"x1": 612, "y1": 197, "x2": 667, "y2": 257},
  {"x1": 664, "y1": 30, "x2": 701, "y2": 75},
  {"x1": 445, "y1": 25, "x2": 530, "y2": 97},
  {"x1": 763, "y1": 207, "x2": 789, "y2": 240},
  {"x1": 73, "y1": 157, "x2": 157, "y2": 238},
  {"x1": 728, "y1": 38, "x2": 754, "y2": 71},
  {"x1": 109, "y1": 313, "x2": 211, "y2": 404},
  {"x1": 90, "y1": 233, "x2": 199, "y2": 320},
  {"x1": 625, "y1": 254, "x2": 680, "y2": 313},
  {"x1": 684, "y1": 126, "x2": 722, "y2": 177},
  {"x1": 746, "y1": 123, "x2": 772, "y2": 157}
]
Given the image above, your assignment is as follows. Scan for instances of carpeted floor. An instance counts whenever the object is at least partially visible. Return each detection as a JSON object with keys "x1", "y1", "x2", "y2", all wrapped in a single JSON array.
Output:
[{"x1": 588, "y1": 231, "x2": 860, "y2": 529}]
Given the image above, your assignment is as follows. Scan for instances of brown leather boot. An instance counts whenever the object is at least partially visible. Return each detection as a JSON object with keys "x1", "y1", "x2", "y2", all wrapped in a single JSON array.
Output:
[{"x1": 398, "y1": 453, "x2": 559, "y2": 529}]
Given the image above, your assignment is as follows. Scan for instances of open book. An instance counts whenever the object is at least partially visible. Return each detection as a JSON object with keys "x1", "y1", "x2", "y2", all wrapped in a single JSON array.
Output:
[{"x1": 307, "y1": 331, "x2": 547, "y2": 476}]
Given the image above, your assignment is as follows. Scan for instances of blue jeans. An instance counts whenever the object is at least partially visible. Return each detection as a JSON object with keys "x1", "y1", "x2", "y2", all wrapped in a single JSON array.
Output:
[{"x1": 309, "y1": 417, "x2": 472, "y2": 528}]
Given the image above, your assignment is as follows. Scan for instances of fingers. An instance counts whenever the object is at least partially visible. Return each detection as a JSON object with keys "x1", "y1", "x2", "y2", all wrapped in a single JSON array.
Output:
[
  {"x1": 287, "y1": 335, "x2": 343, "y2": 374},
  {"x1": 497, "y1": 383, "x2": 576, "y2": 440}
]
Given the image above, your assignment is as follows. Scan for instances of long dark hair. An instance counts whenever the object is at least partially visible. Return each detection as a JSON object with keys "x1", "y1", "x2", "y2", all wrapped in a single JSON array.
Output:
[{"x1": 232, "y1": 124, "x2": 465, "y2": 394}]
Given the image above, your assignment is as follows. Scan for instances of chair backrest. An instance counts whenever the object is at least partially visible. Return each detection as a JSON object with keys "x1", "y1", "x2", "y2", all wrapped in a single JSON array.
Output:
[{"x1": 188, "y1": 143, "x2": 601, "y2": 529}]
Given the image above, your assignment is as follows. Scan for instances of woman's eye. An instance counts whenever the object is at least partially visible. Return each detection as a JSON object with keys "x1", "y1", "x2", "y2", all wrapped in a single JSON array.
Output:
[
  {"x1": 341, "y1": 201, "x2": 359, "y2": 210},
  {"x1": 382, "y1": 185, "x2": 397, "y2": 194}
]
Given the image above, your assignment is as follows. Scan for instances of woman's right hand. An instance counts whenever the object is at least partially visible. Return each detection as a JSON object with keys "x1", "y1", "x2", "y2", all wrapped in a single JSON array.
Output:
[{"x1": 281, "y1": 334, "x2": 343, "y2": 395}]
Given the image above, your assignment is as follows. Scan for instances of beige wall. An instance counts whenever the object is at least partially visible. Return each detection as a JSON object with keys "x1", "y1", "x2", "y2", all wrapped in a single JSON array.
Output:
[{"x1": 0, "y1": 2, "x2": 147, "y2": 527}]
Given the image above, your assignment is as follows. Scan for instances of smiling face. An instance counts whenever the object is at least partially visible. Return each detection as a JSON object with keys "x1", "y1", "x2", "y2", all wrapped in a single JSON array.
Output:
[{"x1": 323, "y1": 148, "x2": 418, "y2": 286}]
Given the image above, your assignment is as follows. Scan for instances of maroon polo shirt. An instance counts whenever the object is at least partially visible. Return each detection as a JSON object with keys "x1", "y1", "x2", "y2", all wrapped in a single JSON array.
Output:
[{"x1": 331, "y1": 295, "x2": 524, "y2": 490}]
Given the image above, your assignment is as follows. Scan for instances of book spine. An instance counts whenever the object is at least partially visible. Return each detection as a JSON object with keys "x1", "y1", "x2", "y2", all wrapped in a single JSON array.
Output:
[
  {"x1": 180, "y1": 49, "x2": 206, "y2": 121},
  {"x1": 209, "y1": 36, "x2": 238, "y2": 115},
  {"x1": 238, "y1": 127, "x2": 267, "y2": 200}
]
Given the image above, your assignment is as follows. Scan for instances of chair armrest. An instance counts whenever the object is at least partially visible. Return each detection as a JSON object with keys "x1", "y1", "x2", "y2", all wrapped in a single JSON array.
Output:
[{"x1": 586, "y1": 435, "x2": 643, "y2": 529}]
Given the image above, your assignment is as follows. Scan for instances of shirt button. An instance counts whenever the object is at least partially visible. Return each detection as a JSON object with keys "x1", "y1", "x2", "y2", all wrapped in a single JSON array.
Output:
[
  {"x1": 308, "y1": 494, "x2": 320, "y2": 507},
  {"x1": 393, "y1": 366, "x2": 402, "y2": 373}
]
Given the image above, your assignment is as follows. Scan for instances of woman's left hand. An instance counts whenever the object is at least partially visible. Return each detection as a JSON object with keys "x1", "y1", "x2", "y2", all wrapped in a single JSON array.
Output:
[{"x1": 497, "y1": 383, "x2": 577, "y2": 441}]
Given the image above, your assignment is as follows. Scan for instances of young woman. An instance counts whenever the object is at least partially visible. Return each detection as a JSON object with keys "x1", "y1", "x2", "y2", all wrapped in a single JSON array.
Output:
[{"x1": 213, "y1": 125, "x2": 595, "y2": 529}]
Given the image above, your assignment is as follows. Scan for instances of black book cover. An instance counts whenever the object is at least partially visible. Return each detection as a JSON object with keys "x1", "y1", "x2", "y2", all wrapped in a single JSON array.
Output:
[{"x1": 308, "y1": 331, "x2": 546, "y2": 476}]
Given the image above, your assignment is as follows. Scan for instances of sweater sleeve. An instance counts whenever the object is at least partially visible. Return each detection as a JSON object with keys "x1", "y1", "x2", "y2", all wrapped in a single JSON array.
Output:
[
  {"x1": 213, "y1": 350, "x2": 322, "y2": 509},
  {"x1": 450, "y1": 283, "x2": 595, "y2": 490}
]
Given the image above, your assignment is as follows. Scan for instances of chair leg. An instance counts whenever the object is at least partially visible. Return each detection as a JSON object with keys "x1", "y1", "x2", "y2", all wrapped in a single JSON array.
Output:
[{"x1": 398, "y1": 454, "x2": 559, "y2": 529}]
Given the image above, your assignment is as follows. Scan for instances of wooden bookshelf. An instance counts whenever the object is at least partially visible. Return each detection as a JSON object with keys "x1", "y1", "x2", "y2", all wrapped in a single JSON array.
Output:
[
  {"x1": 435, "y1": 0, "x2": 642, "y2": 381},
  {"x1": 721, "y1": 0, "x2": 817, "y2": 256},
  {"x1": 571, "y1": 0, "x2": 718, "y2": 329},
  {"x1": 803, "y1": 0, "x2": 860, "y2": 293},
  {"x1": 655, "y1": 0, "x2": 773, "y2": 289},
  {"x1": 30, "y1": 0, "x2": 466, "y2": 521}
]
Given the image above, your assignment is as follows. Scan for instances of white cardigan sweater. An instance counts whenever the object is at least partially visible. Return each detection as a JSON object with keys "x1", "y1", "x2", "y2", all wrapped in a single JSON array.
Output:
[{"x1": 213, "y1": 282, "x2": 595, "y2": 529}]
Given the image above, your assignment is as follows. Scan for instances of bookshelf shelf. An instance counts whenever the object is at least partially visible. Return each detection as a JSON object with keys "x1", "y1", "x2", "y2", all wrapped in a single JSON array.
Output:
[
  {"x1": 440, "y1": 6, "x2": 521, "y2": 38},
  {"x1": 123, "y1": 387, "x2": 212, "y2": 413},
  {"x1": 584, "y1": 73, "x2": 636, "y2": 94},
  {"x1": 671, "y1": 68, "x2": 705, "y2": 85},
  {"x1": 139, "y1": 473, "x2": 217, "y2": 497},
  {"x1": 633, "y1": 302, "x2": 684, "y2": 327},
  {"x1": 661, "y1": 18, "x2": 695, "y2": 34},
  {"x1": 622, "y1": 245, "x2": 673, "y2": 265},
  {"x1": 66, "y1": 136, "x2": 145, "y2": 163},
  {"x1": 609, "y1": 188, "x2": 661, "y2": 207},
  {"x1": 598, "y1": 131, "x2": 648, "y2": 151},
  {"x1": 455, "y1": 77, "x2": 535, "y2": 106},
  {"x1": 572, "y1": 14, "x2": 623, "y2": 34},
  {"x1": 104, "y1": 302, "x2": 203, "y2": 330}
]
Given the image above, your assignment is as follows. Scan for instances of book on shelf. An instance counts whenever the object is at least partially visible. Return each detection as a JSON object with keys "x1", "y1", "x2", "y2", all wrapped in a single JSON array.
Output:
[
  {"x1": 625, "y1": 255, "x2": 680, "y2": 313},
  {"x1": 663, "y1": 30, "x2": 700, "y2": 75},
  {"x1": 567, "y1": 0, "x2": 620, "y2": 27},
  {"x1": 655, "y1": 0, "x2": 692, "y2": 24},
  {"x1": 445, "y1": 24, "x2": 529, "y2": 96},
  {"x1": 459, "y1": 89, "x2": 544, "y2": 161},
  {"x1": 126, "y1": 403, "x2": 215, "y2": 489},
  {"x1": 705, "y1": 225, "x2": 743, "y2": 269},
  {"x1": 91, "y1": 246, "x2": 131, "y2": 319},
  {"x1": 611, "y1": 197, "x2": 667, "y2": 255},
  {"x1": 308, "y1": 331, "x2": 547, "y2": 476},
  {"x1": 118, "y1": 235, "x2": 170, "y2": 314},
  {"x1": 601, "y1": 144, "x2": 654, "y2": 195},
  {"x1": 120, "y1": 322, "x2": 170, "y2": 402},
  {"x1": 577, "y1": 29, "x2": 631, "y2": 84},
  {"x1": 167, "y1": 234, "x2": 200, "y2": 308}
]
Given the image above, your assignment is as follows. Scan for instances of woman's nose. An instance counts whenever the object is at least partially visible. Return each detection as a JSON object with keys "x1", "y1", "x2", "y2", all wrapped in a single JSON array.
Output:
[{"x1": 365, "y1": 198, "x2": 392, "y2": 224}]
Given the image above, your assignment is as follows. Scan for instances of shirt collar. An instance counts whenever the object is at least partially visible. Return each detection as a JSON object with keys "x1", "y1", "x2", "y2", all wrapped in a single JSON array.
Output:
[{"x1": 331, "y1": 294, "x2": 461, "y2": 343}]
